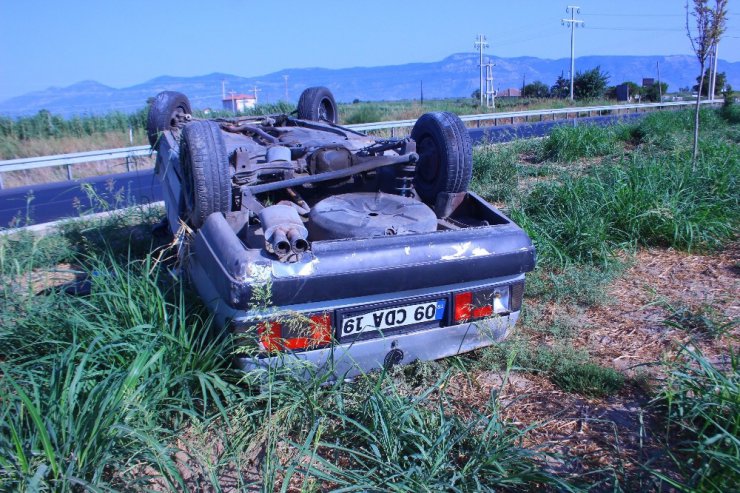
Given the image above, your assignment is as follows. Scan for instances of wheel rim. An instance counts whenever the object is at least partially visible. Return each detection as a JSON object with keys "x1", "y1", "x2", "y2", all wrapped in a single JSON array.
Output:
[
  {"x1": 169, "y1": 105, "x2": 188, "y2": 130},
  {"x1": 318, "y1": 98, "x2": 334, "y2": 122},
  {"x1": 416, "y1": 135, "x2": 440, "y2": 184}
]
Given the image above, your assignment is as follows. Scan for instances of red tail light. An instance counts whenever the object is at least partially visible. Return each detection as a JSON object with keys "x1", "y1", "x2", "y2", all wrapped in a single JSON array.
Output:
[
  {"x1": 453, "y1": 287, "x2": 508, "y2": 323},
  {"x1": 258, "y1": 313, "x2": 332, "y2": 352},
  {"x1": 454, "y1": 291, "x2": 473, "y2": 322}
]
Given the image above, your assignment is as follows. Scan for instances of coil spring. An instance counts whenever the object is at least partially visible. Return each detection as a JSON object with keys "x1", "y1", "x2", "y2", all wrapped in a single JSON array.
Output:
[{"x1": 395, "y1": 163, "x2": 415, "y2": 197}]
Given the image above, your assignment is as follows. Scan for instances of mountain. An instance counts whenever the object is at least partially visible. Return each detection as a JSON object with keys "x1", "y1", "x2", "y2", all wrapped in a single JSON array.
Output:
[{"x1": 1, "y1": 54, "x2": 738, "y2": 117}]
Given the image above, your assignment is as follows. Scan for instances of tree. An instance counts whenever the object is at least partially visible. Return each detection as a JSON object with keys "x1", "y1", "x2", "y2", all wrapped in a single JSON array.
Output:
[
  {"x1": 693, "y1": 68, "x2": 726, "y2": 96},
  {"x1": 522, "y1": 81, "x2": 550, "y2": 98},
  {"x1": 550, "y1": 73, "x2": 570, "y2": 99},
  {"x1": 573, "y1": 66, "x2": 610, "y2": 99},
  {"x1": 644, "y1": 82, "x2": 668, "y2": 102},
  {"x1": 606, "y1": 81, "x2": 642, "y2": 100},
  {"x1": 471, "y1": 88, "x2": 481, "y2": 103},
  {"x1": 686, "y1": 0, "x2": 728, "y2": 164}
]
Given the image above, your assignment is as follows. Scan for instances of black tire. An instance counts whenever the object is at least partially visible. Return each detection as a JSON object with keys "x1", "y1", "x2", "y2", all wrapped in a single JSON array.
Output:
[
  {"x1": 410, "y1": 112, "x2": 473, "y2": 204},
  {"x1": 297, "y1": 86, "x2": 338, "y2": 123},
  {"x1": 147, "y1": 91, "x2": 192, "y2": 147},
  {"x1": 179, "y1": 121, "x2": 230, "y2": 229}
]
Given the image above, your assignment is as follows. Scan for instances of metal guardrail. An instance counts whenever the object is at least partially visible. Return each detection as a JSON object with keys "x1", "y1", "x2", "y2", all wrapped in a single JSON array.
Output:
[
  {"x1": 0, "y1": 99, "x2": 720, "y2": 189},
  {"x1": 0, "y1": 146, "x2": 152, "y2": 189},
  {"x1": 346, "y1": 100, "x2": 718, "y2": 132}
]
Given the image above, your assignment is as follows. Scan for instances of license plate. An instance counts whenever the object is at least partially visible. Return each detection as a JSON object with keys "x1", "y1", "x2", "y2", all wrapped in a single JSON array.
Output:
[{"x1": 340, "y1": 299, "x2": 446, "y2": 338}]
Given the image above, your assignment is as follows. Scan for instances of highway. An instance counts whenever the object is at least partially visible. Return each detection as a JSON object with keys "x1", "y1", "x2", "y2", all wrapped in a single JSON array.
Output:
[{"x1": 0, "y1": 113, "x2": 643, "y2": 227}]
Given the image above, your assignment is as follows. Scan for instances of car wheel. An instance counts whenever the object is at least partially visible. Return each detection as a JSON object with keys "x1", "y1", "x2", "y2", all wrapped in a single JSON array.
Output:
[
  {"x1": 410, "y1": 112, "x2": 473, "y2": 204},
  {"x1": 297, "y1": 86, "x2": 338, "y2": 123},
  {"x1": 147, "y1": 91, "x2": 192, "y2": 147},
  {"x1": 179, "y1": 121, "x2": 230, "y2": 229}
]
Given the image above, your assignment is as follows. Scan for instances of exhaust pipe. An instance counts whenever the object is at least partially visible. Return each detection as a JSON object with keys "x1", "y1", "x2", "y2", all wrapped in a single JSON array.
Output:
[
  {"x1": 287, "y1": 228, "x2": 309, "y2": 254},
  {"x1": 271, "y1": 229, "x2": 291, "y2": 257},
  {"x1": 258, "y1": 204, "x2": 310, "y2": 261}
]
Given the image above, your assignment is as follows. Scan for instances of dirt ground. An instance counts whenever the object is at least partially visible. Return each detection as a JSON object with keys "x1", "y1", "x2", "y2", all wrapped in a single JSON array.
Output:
[{"x1": 445, "y1": 243, "x2": 739, "y2": 489}]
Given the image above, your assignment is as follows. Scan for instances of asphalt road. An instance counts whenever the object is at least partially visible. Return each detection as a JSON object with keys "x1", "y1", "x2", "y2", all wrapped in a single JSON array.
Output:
[
  {"x1": 0, "y1": 169, "x2": 162, "y2": 228},
  {"x1": 0, "y1": 113, "x2": 644, "y2": 227}
]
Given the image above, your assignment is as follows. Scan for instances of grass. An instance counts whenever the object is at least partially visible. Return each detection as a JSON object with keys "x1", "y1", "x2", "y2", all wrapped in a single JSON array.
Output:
[
  {"x1": 514, "y1": 140, "x2": 738, "y2": 265},
  {"x1": 1, "y1": 107, "x2": 737, "y2": 490},
  {"x1": 478, "y1": 341, "x2": 624, "y2": 398},
  {"x1": 651, "y1": 346, "x2": 739, "y2": 492},
  {"x1": 541, "y1": 124, "x2": 622, "y2": 162},
  {"x1": 0, "y1": 221, "x2": 570, "y2": 490}
]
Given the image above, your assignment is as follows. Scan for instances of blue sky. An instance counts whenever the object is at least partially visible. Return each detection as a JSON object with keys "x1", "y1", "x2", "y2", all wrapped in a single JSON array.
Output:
[{"x1": 1, "y1": 0, "x2": 738, "y2": 102}]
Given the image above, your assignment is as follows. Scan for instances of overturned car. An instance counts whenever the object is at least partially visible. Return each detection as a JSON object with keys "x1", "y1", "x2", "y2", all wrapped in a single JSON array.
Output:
[{"x1": 148, "y1": 86, "x2": 535, "y2": 377}]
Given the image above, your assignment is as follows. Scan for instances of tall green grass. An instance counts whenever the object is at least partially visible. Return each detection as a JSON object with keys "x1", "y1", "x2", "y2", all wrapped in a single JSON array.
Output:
[
  {"x1": 515, "y1": 140, "x2": 738, "y2": 265},
  {"x1": 0, "y1": 227, "x2": 570, "y2": 490},
  {"x1": 652, "y1": 347, "x2": 739, "y2": 492},
  {"x1": 0, "y1": 244, "x2": 242, "y2": 490},
  {"x1": 542, "y1": 124, "x2": 623, "y2": 162},
  {"x1": 472, "y1": 144, "x2": 520, "y2": 202}
]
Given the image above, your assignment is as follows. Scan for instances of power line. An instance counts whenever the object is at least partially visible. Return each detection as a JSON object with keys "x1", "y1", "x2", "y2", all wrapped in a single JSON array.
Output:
[
  {"x1": 584, "y1": 13, "x2": 682, "y2": 17},
  {"x1": 587, "y1": 26, "x2": 684, "y2": 32}
]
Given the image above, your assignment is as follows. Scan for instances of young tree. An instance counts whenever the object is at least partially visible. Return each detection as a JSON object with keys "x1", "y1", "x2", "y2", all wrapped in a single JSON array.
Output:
[
  {"x1": 551, "y1": 73, "x2": 570, "y2": 99},
  {"x1": 686, "y1": 0, "x2": 728, "y2": 164},
  {"x1": 644, "y1": 82, "x2": 669, "y2": 102},
  {"x1": 573, "y1": 66, "x2": 610, "y2": 100},
  {"x1": 522, "y1": 81, "x2": 550, "y2": 98}
]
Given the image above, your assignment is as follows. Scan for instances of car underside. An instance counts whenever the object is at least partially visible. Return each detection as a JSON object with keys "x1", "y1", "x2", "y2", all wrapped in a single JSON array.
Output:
[{"x1": 148, "y1": 86, "x2": 536, "y2": 378}]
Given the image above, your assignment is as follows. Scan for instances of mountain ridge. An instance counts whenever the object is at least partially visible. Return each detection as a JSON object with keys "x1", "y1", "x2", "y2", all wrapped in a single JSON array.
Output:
[{"x1": 2, "y1": 53, "x2": 738, "y2": 117}]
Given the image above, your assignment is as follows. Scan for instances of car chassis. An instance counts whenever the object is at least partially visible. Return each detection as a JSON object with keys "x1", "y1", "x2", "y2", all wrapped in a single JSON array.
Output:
[{"x1": 148, "y1": 87, "x2": 536, "y2": 378}]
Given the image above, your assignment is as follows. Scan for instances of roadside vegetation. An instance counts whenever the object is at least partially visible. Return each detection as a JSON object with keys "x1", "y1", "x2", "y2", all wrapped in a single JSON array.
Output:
[
  {"x1": 1, "y1": 108, "x2": 737, "y2": 490},
  {"x1": 1, "y1": 96, "x2": 621, "y2": 161}
]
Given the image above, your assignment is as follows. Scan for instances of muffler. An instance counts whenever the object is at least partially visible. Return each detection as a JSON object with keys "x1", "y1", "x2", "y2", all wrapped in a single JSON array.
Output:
[{"x1": 258, "y1": 204, "x2": 309, "y2": 261}]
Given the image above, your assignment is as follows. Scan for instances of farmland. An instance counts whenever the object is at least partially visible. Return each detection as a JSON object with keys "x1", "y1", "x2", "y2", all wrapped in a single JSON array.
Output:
[{"x1": 0, "y1": 106, "x2": 738, "y2": 491}]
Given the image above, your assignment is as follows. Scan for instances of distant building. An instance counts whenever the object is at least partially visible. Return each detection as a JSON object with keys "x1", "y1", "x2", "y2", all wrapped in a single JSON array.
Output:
[
  {"x1": 498, "y1": 88, "x2": 521, "y2": 98},
  {"x1": 222, "y1": 93, "x2": 256, "y2": 112},
  {"x1": 616, "y1": 84, "x2": 631, "y2": 102}
]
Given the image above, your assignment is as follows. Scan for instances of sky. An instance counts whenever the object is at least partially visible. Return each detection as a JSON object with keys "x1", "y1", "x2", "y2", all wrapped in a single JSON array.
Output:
[{"x1": 1, "y1": 0, "x2": 738, "y2": 102}]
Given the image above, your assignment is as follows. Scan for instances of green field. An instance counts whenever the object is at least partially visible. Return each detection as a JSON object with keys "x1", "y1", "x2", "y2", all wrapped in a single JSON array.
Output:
[{"x1": 1, "y1": 107, "x2": 738, "y2": 491}]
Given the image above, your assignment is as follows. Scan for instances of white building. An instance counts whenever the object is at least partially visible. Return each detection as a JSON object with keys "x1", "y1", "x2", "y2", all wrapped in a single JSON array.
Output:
[{"x1": 222, "y1": 93, "x2": 256, "y2": 112}]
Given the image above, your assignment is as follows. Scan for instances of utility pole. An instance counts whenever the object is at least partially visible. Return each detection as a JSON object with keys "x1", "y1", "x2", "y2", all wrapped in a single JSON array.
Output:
[
  {"x1": 562, "y1": 6, "x2": 583, "y2": 101},
  {"x1": 657, "y1": 61, "x2": 663, "y2": 101},
  {"x1": 222, "y1": 80, "x2": 226, "y2": 100},
  {"x1": 420, "y1": 80, "x2": 424, "y2": 105},
  {"x1": 283, "y1": 75, "x2": 289, "y2": 101},
  {"x1": 253, "y1": 85, "x2": 262, "y2": 105},
  {"x1": 710, "y1": 41, "x2": 719, "y2": 101},
  {"x1": 474, "y1": 34, "x2": 489, "y2": 107},
  {"x1": 485, "y1": 61, "x2": 496, "y2": 108},
  {"x1": 228, "y1": 90, "x2": 237, "y2": 113}
]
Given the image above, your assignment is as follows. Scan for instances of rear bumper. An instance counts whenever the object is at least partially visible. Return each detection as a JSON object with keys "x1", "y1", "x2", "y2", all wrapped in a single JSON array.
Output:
[{"x1": 235, "y1": 311, "x2": 518, "y2": 379}]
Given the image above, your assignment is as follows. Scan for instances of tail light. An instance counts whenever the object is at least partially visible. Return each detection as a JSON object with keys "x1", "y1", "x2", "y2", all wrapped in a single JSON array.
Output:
[
  {"x1": 453, "y1": 286, "x2": 511, "y2": 323},
  {"x1": 257, "y1": 313, "x2": 332, "y2": 352}
]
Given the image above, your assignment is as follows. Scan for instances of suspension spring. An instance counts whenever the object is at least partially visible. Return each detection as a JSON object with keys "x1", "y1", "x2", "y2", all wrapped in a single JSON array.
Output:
[{"x1": 395, "y1": 163, "x2": 415, "y2": 197}]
